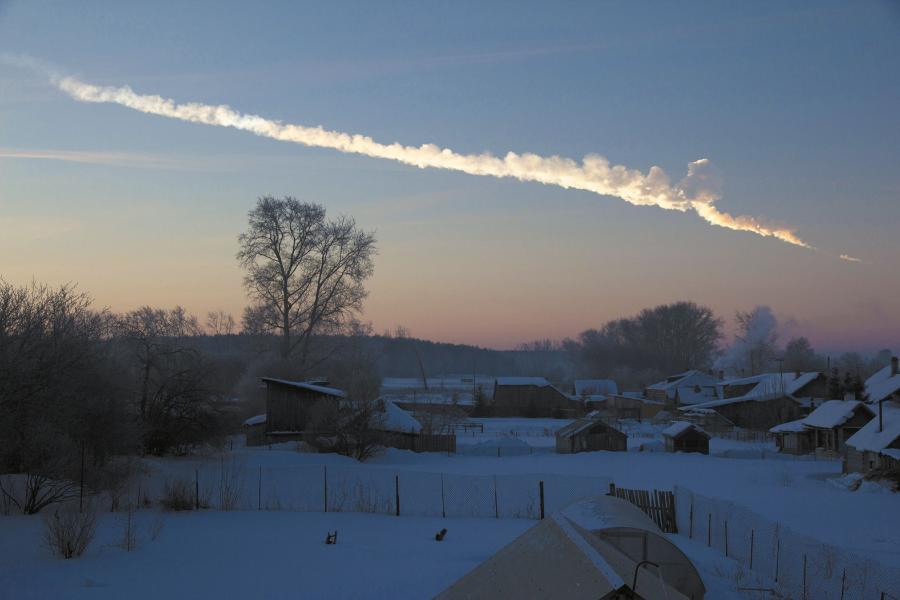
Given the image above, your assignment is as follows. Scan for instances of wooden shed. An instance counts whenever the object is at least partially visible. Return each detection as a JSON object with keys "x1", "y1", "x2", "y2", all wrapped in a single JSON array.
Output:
[
  {"x1": 662, "y1": 422, "x2": 710, "y2": 454},
  {"x1": 261, "y1": 377, "x2": 346, "y2": 440},
  {"x1": 556, "y1": 418, "x2": 627, "y2": 454}
]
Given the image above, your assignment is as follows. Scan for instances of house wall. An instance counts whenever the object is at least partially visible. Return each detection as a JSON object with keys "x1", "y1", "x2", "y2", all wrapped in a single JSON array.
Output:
[
  {"x1": 492, "y1": 384, "x2": 576, "y2": 418},
  {"x1": 776, "y1": 431, "x2": 813, "y2": 455},
  {"x1": 713, "y1": 397, "x2": 803, "y2": 430}
]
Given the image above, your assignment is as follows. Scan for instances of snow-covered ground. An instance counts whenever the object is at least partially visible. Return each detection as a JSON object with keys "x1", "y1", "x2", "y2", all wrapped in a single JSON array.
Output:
[
  {"x1": 0, "y1": 511, "x2": 530, "y2": 599},
  {"x1": 2, "y1": 429, "x2": 897, "y2": 599}
]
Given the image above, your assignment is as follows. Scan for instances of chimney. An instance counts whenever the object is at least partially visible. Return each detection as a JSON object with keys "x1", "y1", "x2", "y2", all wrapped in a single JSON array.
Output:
[
  {"x1": 892, "y1": 356, "x2": 898, "y2": 377},
  {"x1": 717, "y1": 370, "x2": 724, "y2": 381}
]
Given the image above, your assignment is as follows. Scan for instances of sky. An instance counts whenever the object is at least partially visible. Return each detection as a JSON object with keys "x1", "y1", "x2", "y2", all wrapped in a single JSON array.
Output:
[{"x1": 1, "y1": 1, "x2": 899, "y2": 351}]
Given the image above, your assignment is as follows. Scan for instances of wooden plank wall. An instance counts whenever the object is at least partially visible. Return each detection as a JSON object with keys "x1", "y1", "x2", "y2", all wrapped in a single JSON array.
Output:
[{"x1": 607, "y1": 483, "x2": 677, "y2": 533}]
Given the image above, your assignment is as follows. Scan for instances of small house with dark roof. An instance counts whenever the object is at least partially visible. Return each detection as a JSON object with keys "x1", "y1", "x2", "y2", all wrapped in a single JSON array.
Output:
[
  {"x1": 556, "y1": 418, "x2": 627, "y2": 454},
  {"x1": 662, "y1": 421, "x2": 710, "y2": 454}
]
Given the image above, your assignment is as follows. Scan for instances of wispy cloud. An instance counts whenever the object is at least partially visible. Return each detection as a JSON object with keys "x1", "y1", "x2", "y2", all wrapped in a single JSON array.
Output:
[
  {"x1": 839, "y1": 254, "x2": 863, "y2": 263},
  {"x1": 0, "y1": 147, "x2": 180, "y2": 169}
]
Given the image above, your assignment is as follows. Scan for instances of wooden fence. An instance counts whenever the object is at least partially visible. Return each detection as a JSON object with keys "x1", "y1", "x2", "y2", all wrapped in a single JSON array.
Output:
[{"x1": 607, "y1": 483, "x2": 677, "y2": 533}]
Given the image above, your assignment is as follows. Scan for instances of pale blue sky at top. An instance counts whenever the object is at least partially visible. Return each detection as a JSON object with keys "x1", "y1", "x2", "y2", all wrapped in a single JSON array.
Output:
[{"x1": 1, "y1": 1, "x2": 898, "y2": 350}]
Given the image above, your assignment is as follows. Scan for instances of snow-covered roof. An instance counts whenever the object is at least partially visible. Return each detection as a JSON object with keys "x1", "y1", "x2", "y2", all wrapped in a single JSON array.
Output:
[
  {"x1": 556, "y1": 417, "x2": 618, "y2": 439},
  {"x1": 662, "y1": 421, "x2": 707, "y2": 438},
  {"x1": 769, "y1": 419, "x2": 806, "y2": 433},
  {"x1": 865, "y1": 364, "x2": 900, "y2": 403},
  {"x1": 574, "y1": 379, "x2": 618, "y2": 396},
  {"x1": 495, "y1": 376, "x2": 551, "y2": 387},
  {"x1": 260, "y1": 377, "x2": 347, "y2": 398},
  {"x1": 687, "y1": 372, "x2": 821, "y2": 410},
  {"x1": 242, "y1": 414, "x2": 266, "y2": 426},
  {"x1": 377, "y1": 399, "x2": 423, "y2": 434},
  {"x1": 646, "y1": 370, "x2": 719, "y2": 399},
  {"x1": 801, "y1": 400, "x2": 873, "y2": 430},
  {"x1": 846, "y1": 401, "x2": 900, "y2": 454},
  {"x1": 381, "y1": 392, "x2": 474, "y2": 406}
]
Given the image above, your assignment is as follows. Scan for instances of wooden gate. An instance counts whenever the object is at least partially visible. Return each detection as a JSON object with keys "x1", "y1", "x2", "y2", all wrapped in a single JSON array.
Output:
[{"x1": 607, "y1": 483, "x2": 677, "y2": 533}]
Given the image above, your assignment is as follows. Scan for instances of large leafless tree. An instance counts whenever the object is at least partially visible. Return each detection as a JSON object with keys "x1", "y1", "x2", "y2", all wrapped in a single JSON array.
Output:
[{"x1": 237, "y1": 197, "x2": 376, "y2": 368}]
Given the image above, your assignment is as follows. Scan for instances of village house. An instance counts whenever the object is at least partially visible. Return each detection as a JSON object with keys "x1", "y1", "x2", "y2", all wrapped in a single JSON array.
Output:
[
  {"x1": 845, "y1": 401, "x2": 900, "y2": 474},
  {"x1": 681, "y1": 372, "x2": 826, "y2": 431},
  {"x1": 662, "y1": 421, "x2": 710, "y2": 454},
  {"x1": 555, "y1": 417, "x2": 627, "y2": 454},
  {"x1": 770, "y1": 400, "x2": 874, "y2": 456},
  {"x1": 491, "y1": 377, "x2": 577, "y2": 418}
]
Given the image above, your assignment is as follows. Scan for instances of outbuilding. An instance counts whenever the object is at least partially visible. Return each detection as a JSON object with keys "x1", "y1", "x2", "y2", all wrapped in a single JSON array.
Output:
[
  {"x1": 662, "y1": 422, "x2": 710, "y2": 454},
  {"x1": 556, "y1": 418, "x2": 627, "y2": 454}
]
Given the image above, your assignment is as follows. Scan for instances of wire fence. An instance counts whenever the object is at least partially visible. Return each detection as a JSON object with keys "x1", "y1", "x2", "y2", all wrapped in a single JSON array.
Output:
[
  {"x1": 674, "y1": 486, "x2": 900, "y2": 600},
  {"x1": 131, "y1": 459, "x2": 611, "y2": 520}
]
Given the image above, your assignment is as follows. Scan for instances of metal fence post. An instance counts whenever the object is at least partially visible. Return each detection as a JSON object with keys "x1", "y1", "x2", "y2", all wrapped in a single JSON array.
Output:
[{"x1": 539, "y1": 481, "x2": 545, "y2": 520}]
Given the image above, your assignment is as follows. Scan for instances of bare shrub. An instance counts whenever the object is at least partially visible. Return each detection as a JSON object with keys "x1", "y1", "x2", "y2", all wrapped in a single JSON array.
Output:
[
  {"x1": 160, "y1": 478, "x2": 209, "y2": 511},
  {"x1": 43, "y1": 503, "x2": 98, "y2": 559},
  {"x1": 148, "y1": 515, "x2": 165, "y2": 541},
  {"x1": 218, "y1": 456, "x2": 245, "y2": 511},
  {"x1": 1, "y1": 472, "x2": 79, "y2": 515},
  {"x1": 118, "y1": 503, "x2": 138, "y2": 551}
]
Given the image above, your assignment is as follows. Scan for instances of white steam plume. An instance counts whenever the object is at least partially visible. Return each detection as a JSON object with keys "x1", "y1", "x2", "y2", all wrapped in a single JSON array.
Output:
[{"x1": 53, "y1": 75, "x2": 813, "y2": 248}]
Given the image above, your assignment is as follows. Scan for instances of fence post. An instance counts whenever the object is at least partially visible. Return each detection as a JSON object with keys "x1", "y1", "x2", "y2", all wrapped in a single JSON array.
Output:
[
  {"x1": 724, "y1": 520, "x2": 729, "y2": 557},
  {"x1": 539, "y1": 481, "x2": 545, "y2": 520},
  {"x1": 493, "y1": 475, "x2": 499, "y2": 519},
  {"x1": 323, "y1": 466, "x2": 328, "y2": 512},
  {"x1": 802, "y1": 554, "x2": 807, "y2": 599},
  {"x1": 840, "y1": 568, "x2": 846, "y2": 600},
  {"x1": 440, "y1": 474, "x2": 446, "y2": 518},
  {"x1": 774, "y1": 533, "x2": 781, "y2": 583},
  {"x1": 688, "y1": 496, "x2": 694, "y2": 539},
  {"x1": 395, "y1": 474, "x2": 400, "y2": 517},
  {"x1": 749, "y1": 529, "x2": 755, "y2": 569}
]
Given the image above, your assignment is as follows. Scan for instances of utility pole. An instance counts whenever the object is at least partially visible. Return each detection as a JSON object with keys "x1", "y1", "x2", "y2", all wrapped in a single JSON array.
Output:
[{"x1": 775, "y1": 357, "x2": 784, "y2": 397}]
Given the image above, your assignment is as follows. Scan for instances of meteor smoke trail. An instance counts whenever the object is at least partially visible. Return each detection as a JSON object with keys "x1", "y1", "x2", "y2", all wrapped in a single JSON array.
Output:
[{"x1": 54, "y1": 75, "x2": 813, "y2": 248}]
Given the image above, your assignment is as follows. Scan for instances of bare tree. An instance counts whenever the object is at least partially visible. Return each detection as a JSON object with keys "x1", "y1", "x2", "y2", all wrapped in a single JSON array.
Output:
[
  {"x1": 237, "y1": 197, "x2": 377, "y2": 369},
  {"x1": 728, "y1": 306, "x2": 779, "y2": 375},
  {"x1": 206, "y1": 310, "x2": 236, "y2": 336}
]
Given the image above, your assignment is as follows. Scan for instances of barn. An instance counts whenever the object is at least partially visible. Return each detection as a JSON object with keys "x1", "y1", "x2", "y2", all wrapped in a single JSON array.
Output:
[
  {"x1": 662, "y1": 422, "x2": 710, "y2": 454},
  {"x1": 261, "y1": 377, "x2": 346, "y2": 441},
  {"x1": 556, "y1": 418, "x2": 627, "y2": 454},
  {"x1": 491, "y1": 377, "x2": 577, "y2": 418}
]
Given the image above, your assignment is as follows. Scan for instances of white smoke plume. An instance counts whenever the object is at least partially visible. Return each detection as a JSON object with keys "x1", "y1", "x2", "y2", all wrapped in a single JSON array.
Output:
[{"x1": 48, "y1": 74, "x2": 814, "y2": 248}]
